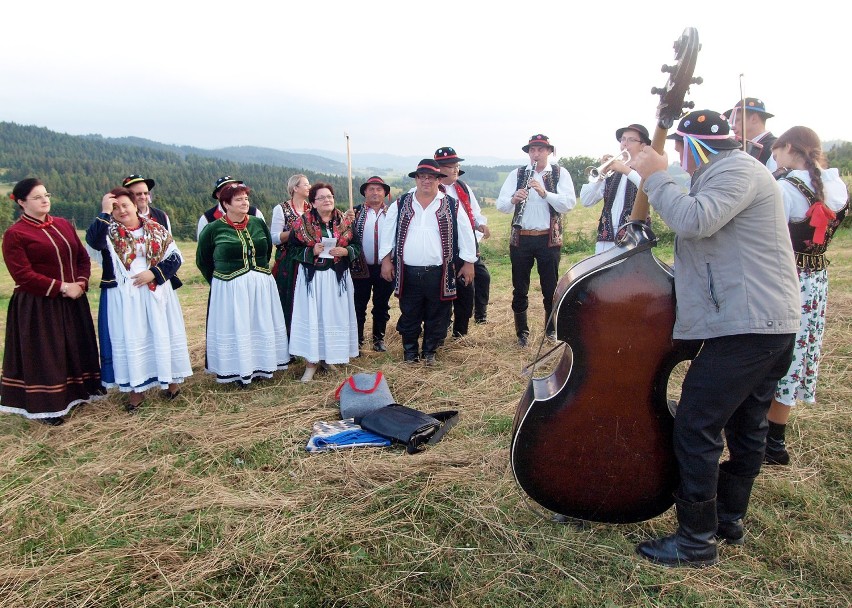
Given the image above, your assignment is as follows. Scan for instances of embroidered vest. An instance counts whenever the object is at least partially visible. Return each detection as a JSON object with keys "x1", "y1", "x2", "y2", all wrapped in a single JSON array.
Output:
[
  {"x1": 780, "y1": 175, "x2": 848, "y2": 271},
  {"x1": 350, "y1": 203, "x2": 386, "y2": 279},
  {"x1": 509, "y1": 164, "x2": 563, "y2": 248},
  {"x1": 392, "y1": 192, "x2": 459, "y2": 301},
  {"x1": 596, "y1": 173, "x2": 648, "y2": 243}
]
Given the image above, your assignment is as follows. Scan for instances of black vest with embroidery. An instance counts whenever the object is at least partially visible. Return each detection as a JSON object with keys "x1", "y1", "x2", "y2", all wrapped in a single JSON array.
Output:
[
  {"x1": 509, "y1": 164, "x2": 563, "y2": 248},
  {"x1": 392, "y1": 192, "x2": 459, "y2": 301},
  {"x1": 350, "y1": 203, "x2": 387, "y2": 280},
  {"x1": 596, "y1": 173, "x2": 647, "y2": 243},
  {"x1": 780, "y1": 174, "x2": 848, "y2": 271}
]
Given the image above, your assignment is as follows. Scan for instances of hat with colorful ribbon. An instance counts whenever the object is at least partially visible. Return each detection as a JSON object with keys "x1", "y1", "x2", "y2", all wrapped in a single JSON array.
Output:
[{"x1": 667, "y1": 110, "x2": 740, "y2": 169}]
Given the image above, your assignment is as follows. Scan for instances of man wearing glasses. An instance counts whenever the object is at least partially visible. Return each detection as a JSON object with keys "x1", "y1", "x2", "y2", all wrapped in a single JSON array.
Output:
[
  {"x1": 434, "y1": 146, "x2": 492, "y2": 333},
  {"x1": 579, "y1": 124, "x2": 651, "y2": 254},
  {"x1": 122, "y1": 174, "x2": 172, "y2": 233},
  {"x1": 380, "y1": 159, "x2": 476, "y2": 364},
  {"x1": 496, "y1": 134, "x2": 576, "y2": 346}
]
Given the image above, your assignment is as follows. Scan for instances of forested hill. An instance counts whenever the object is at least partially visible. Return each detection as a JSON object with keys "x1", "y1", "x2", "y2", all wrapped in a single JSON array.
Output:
[{"x1": 0, "y1": 122, "x2": 357, "y2": 239}]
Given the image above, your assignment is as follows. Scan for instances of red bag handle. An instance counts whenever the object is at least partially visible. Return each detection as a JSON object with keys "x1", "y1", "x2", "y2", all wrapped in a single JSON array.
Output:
[{"x1": 335, "y1": 371, "x2": 384, "y2": 399}]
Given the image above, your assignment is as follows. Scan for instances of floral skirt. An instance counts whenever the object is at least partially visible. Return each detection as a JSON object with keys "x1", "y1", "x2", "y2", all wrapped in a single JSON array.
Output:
[{"x1": 774, "y1": 268, "x2": 828, "y2": 406}]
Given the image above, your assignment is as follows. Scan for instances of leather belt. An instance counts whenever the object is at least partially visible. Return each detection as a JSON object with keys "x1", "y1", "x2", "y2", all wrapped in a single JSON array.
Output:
[
  {"x1": 404, "y1": 264, "x2": 441, "y2": 272},
  {"x1": 518, "y1": 229, "x2": 550, "y2": 237}
]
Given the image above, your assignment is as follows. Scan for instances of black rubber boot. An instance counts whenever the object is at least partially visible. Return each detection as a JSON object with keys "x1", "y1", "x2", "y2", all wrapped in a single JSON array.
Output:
[
  {"x1": 402, "y1": 339, "x2": 420, "y2": 363},
  {"x1": 373, "y1": 322, "x2": 387, "y2": 352},
  {"x1": 514, "y1": 312, "x2": 529, "y2": 347},
  {"x1": 764, "y1": 421, "x2": 790, "y2": 465},
  {"x1": 715, "y1": 467, "x2": 755, "y2": 545},
  {"x1": 636, "y1": 496, "x2": 719, "y2": 567}
]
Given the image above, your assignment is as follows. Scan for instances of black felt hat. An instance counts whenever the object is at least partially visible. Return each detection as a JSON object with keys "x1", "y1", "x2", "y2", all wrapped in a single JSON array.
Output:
[
  {"x1": 615, "y1": 124, "x2": 651, "y2": 145},
  {"x1": 666, "y1": 110, "x2": 741, "y2": 150},
  {"x1": 408, "y1": 159, "x2": 447, "y2": 179},
  {"x1": 122, "y1": 174, "x2": 155, "y2": 190},
  {"x1": 212, "y1": 176, "x2": 244, "y2": 199},
  {"x1": 359, "y1": 175, "x2": 391, "y2": 197},
  {"x1": 725, "y1": 97, "x2": 774, "y2": 119},
  {"x1": 522, "y1": 134, "x2": 554, "y2": 153},
  {"x1": 434, "y1": 147, "x2": 465, "y2": 176}
]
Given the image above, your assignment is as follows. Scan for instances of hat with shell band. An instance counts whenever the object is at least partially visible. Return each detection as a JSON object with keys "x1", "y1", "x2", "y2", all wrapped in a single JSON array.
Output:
[
  {"x1": 724, "y1": 97, "x2": 774, "y2": 120},
  {"x1": 522, "y1": 134, "x2": 555, "y2": 153},
  {"x1": 122, "y1": 174, "x2": 155, "y2": 190},
  {"x1": 434, "y1": 147, "x2": 465, "y2": 176},
  {"x1": 212, "y1": 176, "x2": 244, "y2": 199}
]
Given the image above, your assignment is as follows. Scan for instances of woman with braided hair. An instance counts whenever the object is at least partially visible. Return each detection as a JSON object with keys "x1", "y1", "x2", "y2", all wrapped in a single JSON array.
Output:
[{"x1": 764, "y1": 126, "x2": 849, "y2": 465}]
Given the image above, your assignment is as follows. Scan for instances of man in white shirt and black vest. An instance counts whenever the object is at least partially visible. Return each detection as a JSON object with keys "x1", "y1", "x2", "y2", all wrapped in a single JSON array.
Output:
[
  {"x1": 434, "y1": 146, "x2": 492, "y2": 335},
  {"x1": 351, "y1": 176, "x2": 395, "y2": 352},
  {"x1": 380, "y1": 159, "x2": 477, "y2": 365},
  {"x1": 122, "y1": 174, "x2": 172, "y2": 233},
  {"x1": 496, "y1": 134, "x2": 576, "y2": 346},
  {"x1": 579, "y1": 124, "x2": 651, "y2": 254},
  {"x1": 197, "y1": 176, "x2": 266, "y2": 239}
]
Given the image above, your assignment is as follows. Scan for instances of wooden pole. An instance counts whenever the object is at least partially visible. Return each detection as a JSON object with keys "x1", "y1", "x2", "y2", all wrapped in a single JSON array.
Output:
[{"x1": 345, "y1": 132, "x2": 353, "y2": 211}]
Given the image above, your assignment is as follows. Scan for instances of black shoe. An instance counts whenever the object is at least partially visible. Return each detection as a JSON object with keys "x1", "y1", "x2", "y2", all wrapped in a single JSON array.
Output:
[
  {"x1": 163, "y1": 389, "x2": 181, "y2": 400},
  {"x1": 517, "y1": 333, "x2": 529, "y2": 348},
  {"x1": 764, "y1": 441, "x2": 790, "y2": 465},
  {"x1": 422, "y1": 352, "x2": 436, "y2": 366},
  {"x1": 636, "y1": 496, "x2": 719, "y2": 568},
  {"x1": 474, "y1": 317, "x2": 487, "y2": 325},
  {"x1": 373, "y1": 339, "x2": 387, "y2": 352},
  {"x1": 546, "y1": 330, "x2": 557, "y2": 342},
  {"x1": 125, "y1": 399, "x2": 144, "y2": 413},
  {"x1": 39, "y1": 416, "x2": 64, "y2": 426}
]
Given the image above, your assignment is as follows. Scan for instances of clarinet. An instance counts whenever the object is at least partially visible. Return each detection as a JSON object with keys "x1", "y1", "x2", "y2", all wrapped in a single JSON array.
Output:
[{"x1": 512, "y1": 160, "x2": 538, "y2": 229}]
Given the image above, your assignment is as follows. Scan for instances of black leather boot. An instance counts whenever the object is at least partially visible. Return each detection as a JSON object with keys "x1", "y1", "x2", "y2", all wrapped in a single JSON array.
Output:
[
  {"x1": 514, "y1": 312, "x2": 529, "y2": 347},
  {"x1": 357, "y1": 323, "x2": 365, "y2": 349},
  {"x1": 764, "y1": 421, "x2": 790, "y2": 465},
  {"x1": 373, "y1": 321, "x2": 387, "y2": 352},
  {"x1": 636, "y1": 496, "x2": 719, "y2": 567},
  {"x1": 716, "y1": 468, "x2": 755, "y2": 545},
  {"x1": 402, "y1": 339, "x2": 420, "y2": 363}
]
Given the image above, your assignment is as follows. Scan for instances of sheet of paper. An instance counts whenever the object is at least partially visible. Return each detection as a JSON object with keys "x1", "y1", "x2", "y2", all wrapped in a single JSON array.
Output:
[{"x1": 319, "y1": 237, "x2": 338, "y2": 258}]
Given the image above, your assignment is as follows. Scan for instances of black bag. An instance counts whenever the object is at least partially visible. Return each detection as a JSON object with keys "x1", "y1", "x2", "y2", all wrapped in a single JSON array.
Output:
[{"x1": 359, "y1": 404, "x2": 459, "y2": 454}]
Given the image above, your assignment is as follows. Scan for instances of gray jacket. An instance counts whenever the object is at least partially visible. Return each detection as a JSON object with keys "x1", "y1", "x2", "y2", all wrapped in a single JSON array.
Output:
[{"x1": 643, "y1": 149, "x2": 799, "y2": 340}]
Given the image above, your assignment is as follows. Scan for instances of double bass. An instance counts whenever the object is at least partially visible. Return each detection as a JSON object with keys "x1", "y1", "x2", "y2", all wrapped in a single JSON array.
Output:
[{"x1": 510, "y1": 28, "x2": 703, "y2": 524}]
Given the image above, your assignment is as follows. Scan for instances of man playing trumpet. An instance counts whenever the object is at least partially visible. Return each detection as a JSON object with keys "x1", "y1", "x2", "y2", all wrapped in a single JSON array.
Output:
[{"x1": 580, "y1": 123, "x2": 651, "y2": 254}]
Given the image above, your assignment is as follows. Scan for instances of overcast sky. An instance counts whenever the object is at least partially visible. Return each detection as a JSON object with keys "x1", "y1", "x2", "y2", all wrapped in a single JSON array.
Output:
[{"x1": 4, "y1": 1, "x2": 848, "y2": 164}]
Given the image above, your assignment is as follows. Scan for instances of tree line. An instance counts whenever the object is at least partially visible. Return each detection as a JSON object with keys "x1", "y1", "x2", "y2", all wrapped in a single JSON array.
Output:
[{"x1": 3, "y1": 121, "x2": 849, "y2": 237}]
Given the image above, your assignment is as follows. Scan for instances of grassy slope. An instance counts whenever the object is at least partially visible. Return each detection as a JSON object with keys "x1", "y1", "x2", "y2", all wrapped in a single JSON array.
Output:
[{"x1": 0, "y1": 204, "x2": 848, "y2": 607}]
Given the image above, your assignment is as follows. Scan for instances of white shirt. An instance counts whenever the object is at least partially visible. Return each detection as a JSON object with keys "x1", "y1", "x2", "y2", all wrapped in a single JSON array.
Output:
[
  {"x1": 442, "y1": 181, "x2": 487, "y2": 243},
  {"x1": 580, "y1": 170, "x2": 642, "y2": 253},
  {"x1": 196, "y1": 203, "x2": 266, "y2": 239},
  {"x1": 139, "y1": 207, "x2": 172, "y2": 234},
  {"x1": 751, "y1": 131, "x2": 778, "y2": 172},
  {"x1": 358, "y1": 205, "x2": 389, "y2": 265},
  {"x1": 379, "y1": 192, "x2": 477, "y2": 266},
  {"x1": 495, "y1": 163, "x2": 576, "y2": 229},
  {"x1": 269, "y1": 202, "x2": 304, "y2": 246},
  {"x1": 778, "y1": 167, "x2": 848, "y2": 222}
]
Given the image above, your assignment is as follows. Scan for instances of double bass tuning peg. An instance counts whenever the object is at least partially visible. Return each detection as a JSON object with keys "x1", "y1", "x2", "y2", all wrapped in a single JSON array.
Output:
[
  {"x1": 683, "y1": 101, "x2": 696, "y2": 110},
  {"x1": 692, "y1": 76, "x2": 703, "y2": 85},
  {"x1": 661, "y1": 63, "x2": 675, "y2": 74},
  {"x1": 651, "y1": 86, "x2": 667, "y2": 96}
]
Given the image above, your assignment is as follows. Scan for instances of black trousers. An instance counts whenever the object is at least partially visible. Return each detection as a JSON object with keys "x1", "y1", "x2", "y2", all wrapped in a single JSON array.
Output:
[
  {"x1": 352, "y1": 264, "x2": 394, "y2": 343},
  {"x1": 509, "y1": 235, "x2": 561, "y2": 329},
  {"x1": 674, "y1": 333, "x2": 795, "y2": 502},
  {"x1": 396, "y1": 265, "x2": 452, "y2": 354},
  {"x1": 473, "y1": 257, "x2": 491, "y2": 321},
  {"x1": 451, "y1": 257, "x2": 491, "y2": 335}
]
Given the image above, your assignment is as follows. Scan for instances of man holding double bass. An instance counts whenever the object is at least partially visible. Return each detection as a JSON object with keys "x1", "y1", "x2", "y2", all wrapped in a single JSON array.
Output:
[{"x1": 630, "y1": 110, "x2": 800, "y2": 567}]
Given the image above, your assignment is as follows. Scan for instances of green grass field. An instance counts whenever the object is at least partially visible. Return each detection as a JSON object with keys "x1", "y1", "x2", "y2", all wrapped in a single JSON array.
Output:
[{"x1": 0, "y1": 203, "x2": 848, "y2": 607}]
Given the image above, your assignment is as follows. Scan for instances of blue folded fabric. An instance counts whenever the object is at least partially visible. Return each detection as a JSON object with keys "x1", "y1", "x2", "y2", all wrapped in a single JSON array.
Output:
[{"x1": 306, "y1": 419, "x2": 392, "y2": 452}]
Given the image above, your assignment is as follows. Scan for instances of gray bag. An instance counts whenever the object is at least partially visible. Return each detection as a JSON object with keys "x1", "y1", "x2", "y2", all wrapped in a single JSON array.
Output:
[{"x1": 335, "y1": 372, "x2": 395, "y2": 422}]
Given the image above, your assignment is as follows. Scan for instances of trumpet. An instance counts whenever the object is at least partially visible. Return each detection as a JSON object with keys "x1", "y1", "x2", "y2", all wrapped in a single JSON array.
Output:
[{"x1": 585, "y1": 150, "x2": 631, "y2": 182}]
